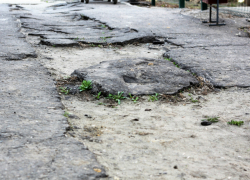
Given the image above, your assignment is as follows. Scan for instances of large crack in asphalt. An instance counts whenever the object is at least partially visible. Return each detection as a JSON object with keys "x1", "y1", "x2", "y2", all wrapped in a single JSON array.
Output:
[
  {"x1": 72, "y1": 2, "x2": 250, "y2": 89},
  {"x1": 12, "y1": 3, "x2": 202, "y2": 96},
  {"x1": 167, "y1": 45, "x2": 250, "y2": 88},
  {"x1": 16, "y1": 1, "x2": 250, "y2": 90},
  {"x1": 163, "y1": 32, "x2": 250, "y2": 87},
  {"x1": 13, "y1": 3, "x2": 158, "y2": 47},
  {"x1": 160, "y1": 28, "x2": 250, "y2": 88}
]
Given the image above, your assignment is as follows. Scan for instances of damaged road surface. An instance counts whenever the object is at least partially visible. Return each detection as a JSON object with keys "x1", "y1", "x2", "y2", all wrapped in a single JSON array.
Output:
[
  {"x1": 0, "y1": 4, "x2": 36, "y2": 60},
  {"x1": 72, "y1": 58, "x2": 198, "y2": 95},
  {"x1": 16, "y1": 1, "x2": 250, "y2": 88},
  {"x1": 15, "y1": 2, "x2": 155, "y2": 47},
  {"x1": 0, "y1": 4, "x2": 107, "y2": 179},
  {"x1": 2, "y1": 1, "x2": 250, "y2": 180}
]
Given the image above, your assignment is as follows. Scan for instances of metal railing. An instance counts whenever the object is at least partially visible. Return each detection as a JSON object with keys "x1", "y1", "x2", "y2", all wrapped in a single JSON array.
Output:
[{"x1": 220, "y1": 0, "x2": 250, "y2": 17}]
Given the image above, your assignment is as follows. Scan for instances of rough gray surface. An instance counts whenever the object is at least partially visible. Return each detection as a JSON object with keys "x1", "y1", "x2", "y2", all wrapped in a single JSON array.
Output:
[
  {"x1": 0, "y1": 5, "x2": 37, "y2": 60},
  {"x1": 166, "y1": 45, "x2": 250, "y2": 87},
  {"x1": 72, "y1": 58, "x2": 198, "y2": 95},
  {"x1": 14, "y1": 3, "x2": 155, "y2": 47},
  {"x1": 55, "y1": 2, "x2": 249, "y2": 88},
  {"x1": 19, "y1": 2, "x2": 250, "y2": 88},
  {"x1": 164, "y1": 33, "x2": 250, "y2": 48},
  {"x1": 0, "y1": 4, "x2": 107, "y2": 179}
]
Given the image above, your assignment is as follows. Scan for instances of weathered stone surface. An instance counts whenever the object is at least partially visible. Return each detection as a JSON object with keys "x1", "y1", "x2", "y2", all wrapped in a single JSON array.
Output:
[
  {"x1": 72, "y1": 58, "x2": 198, "y2": 95},
  {"x1": 53, "y1": 2, "x2": 249, "y2": 88},
  {"x1": 13, "y1": 3, "x2": 155, "y2": 47},
  {"x1": 17, "y1": 1, "x2": 250, "y2": 89},
  {"x1": 0, "y1": 58, "x2": 107, "y2": 179},
  {"x1": 0, "y1": 4, "x2": 36, "y2": 60},
  {"x1": 167, "y1": 45, "x2": 250, "y2": 87},
  {"x1": 0, "y1": 4, "x2": 107, "y2": 179},
  {"x1": 164, "y1": 33, "x2": 250, "y2": 48}
]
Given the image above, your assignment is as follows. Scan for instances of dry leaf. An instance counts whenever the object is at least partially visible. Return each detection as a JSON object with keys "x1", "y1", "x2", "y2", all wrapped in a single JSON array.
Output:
[{"x1": 94, "y1": 168, "x2": 102, "y2": 173}]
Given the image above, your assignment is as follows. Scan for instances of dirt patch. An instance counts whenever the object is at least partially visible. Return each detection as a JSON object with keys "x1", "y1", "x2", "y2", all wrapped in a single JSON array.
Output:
[
  {"x1": 61, "y1": 87, "x2": 250, "y2": 180},
  {"x1": 33, "y1": 42, "x2": 250, "y2": 179},
  {"x1": 21, "y1": 10, "x2": 250, "y2": 178}
]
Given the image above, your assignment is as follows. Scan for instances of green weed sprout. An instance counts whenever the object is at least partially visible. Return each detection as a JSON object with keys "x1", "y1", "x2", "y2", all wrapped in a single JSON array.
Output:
[
  {"x1": 106, "y1": 91, "x2": 126, "y2": 105},
  {"x1": 228, "y1": 120, "x2": 244, "y2": 126},
  {"x1": 63, "y1": 111, "x2": 69, "y2": 118},
  {"x1": 60, "y1": 87, "x2": 70, "y2": 95},
  {"x1": 148, "y1": 93, "x2": 159, "y2": 102},
  {"x1": 95, "y1": 92, "x2": 102, "y2": 100},
  {"x1": 129, "y1": 93, "x2": 139, "y2": 103},
  {"x1": 79, "y1": 80, "x2": 92, "y2": 92},
  {"x1": 164, "y1": 57, "x2": 172, "y2": 61},
  {"x1": 202, "y1": 117, "x2": 219, "y2": 123}
]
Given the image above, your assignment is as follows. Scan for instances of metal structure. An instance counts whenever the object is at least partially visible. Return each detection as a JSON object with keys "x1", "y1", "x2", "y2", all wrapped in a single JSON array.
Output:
[
  {"x1": 201, "y1": 1, "x2": 208, "y2": 10},
  {"x1": 202, "y1": 0, "x2": 228, "y2": 26},
  {"x1": 220, "y1": 0, "x2": 250, "y2": 18},
  {"x1": 179, "y1": 0, "x2": 185, "y2": 8},
  {"x1": 152, "y1": 0, "x2": 156, "y2": 6}
]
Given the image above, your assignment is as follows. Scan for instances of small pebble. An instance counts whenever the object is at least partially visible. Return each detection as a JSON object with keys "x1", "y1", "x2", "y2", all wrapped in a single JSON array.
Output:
[
  {"x1": 201, "y1": 121, "x2": 212, "y2": 126},
  {"x1": 85, "y1": 114, "x2": 92, "y2": 118}
]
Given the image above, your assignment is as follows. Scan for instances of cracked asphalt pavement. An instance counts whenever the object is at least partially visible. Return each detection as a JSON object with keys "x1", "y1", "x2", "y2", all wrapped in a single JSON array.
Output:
[
  {"x1": 13, "y1": 1, "x2": 250, "y2": 87},
  {"x1": 1, "y1": 0, "x2": 250, "y2": 179},
  {"x1": 0, "y1": 4, "x2": 107, "y2": 179}
]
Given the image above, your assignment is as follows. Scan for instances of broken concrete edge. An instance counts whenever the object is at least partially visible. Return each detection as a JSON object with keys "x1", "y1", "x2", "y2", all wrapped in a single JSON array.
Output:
[
  {"x1": 163, "y1": 53, "x2": 249, "y2": 89},
  {"x1": 164, "y1": 39, "x2": 184, "y2": 47},
  {"x1": 70, "y1": 58, "x2": 200, "y2": 97},
  {"x1": 13, "y1": 5, "x2": 161, "y2": 48},
  {"x1": 163, "y1": 52, "x2": 195, "y2": 73},
  {"x1": 40, "y1": 39, "x2": 80, "y2": 47},
  {"x1": 32, "y1": 66, "x2": 109, "y2": 178},
  {"x1": 67, "y1": 78, "x2": 199, "y2": 97},
  {"x1": 4, "y1": 52, "x2": 38, "y2": 60},
  {"x1": 42, "y1": 69, "x2": 110, "y2": 179},
  {"x1": 162, "y1": 53, "x2": 223, "y2": 92},
  {"x1": 76, "y1": 13, "x2": 116, "y2": 31},
  {"x1": 40, "y1": 36, "x2": 159, "y2": 47}
]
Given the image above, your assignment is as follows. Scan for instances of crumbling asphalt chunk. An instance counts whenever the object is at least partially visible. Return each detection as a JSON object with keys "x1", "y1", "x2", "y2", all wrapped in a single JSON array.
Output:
[
  {"x1": 168, "y1": 45, "x2": 250, "y2": 87},
  {"x1": 13, "y1": 4, "x2": 157, "y2": 47},
  {"x1": 71, "y1": 58, "x2": 198, "y2": 95}
]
